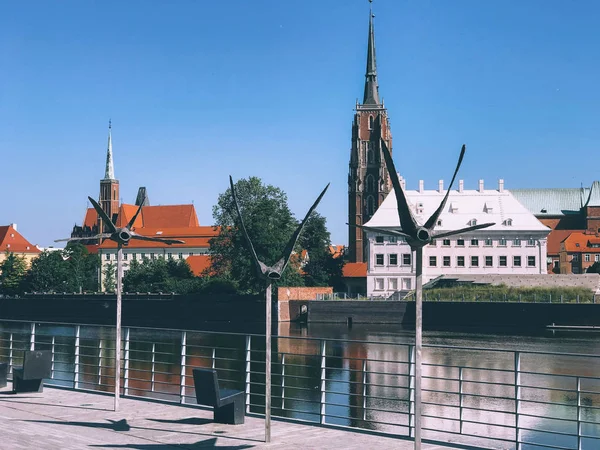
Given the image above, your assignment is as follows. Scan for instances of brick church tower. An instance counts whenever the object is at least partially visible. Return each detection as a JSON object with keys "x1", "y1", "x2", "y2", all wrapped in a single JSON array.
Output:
[
  {"x1": 98, "y1": 120, "x2": 119, "y2": 232},
  {"x1": 348, "y1": 6, "x2": 393, "y2": 263}
]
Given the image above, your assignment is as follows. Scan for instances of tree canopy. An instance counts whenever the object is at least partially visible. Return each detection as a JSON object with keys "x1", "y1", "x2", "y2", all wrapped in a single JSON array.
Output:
[
  {"x1": 123, "y1": 257, "x2": 204, "y2": 294},
  {"x1": 209, "y1": 177, "x2": 308, "y2": 295},
  {"x1": 0, "y1": 251, "x2": 28, "y2": 296}
]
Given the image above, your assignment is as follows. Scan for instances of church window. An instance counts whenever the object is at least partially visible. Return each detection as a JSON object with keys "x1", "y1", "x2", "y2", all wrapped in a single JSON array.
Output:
[
  {"x1": 368, "y1": 115, "x2": 374, "y2": 130},
  {"x1": 366, "y1": 174, "x2": 375, "y2": 192},
  {"x1": 114, "y1": 189, "x2": 117, "y2": 200},
  {"x1": 366, "y1": 196, "x2": 375, "y2": 216},
  {"x1": 367, "y1": 142, "x2": 374, "y2": 164}
]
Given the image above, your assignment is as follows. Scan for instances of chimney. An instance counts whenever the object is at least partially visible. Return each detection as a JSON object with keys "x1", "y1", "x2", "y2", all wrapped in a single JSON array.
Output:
[
  {"x1": 418, "y1": 180, "x2": 424, "y2": 193},
  {"x1": 438, "y1": 180, "x2": 444, "y2": 193},
  {"x1": 9, "y1": 223, "x2": 17, "y2": 231},
  {"x1": 458, "y1": 180, "x2": 464, "y2": 193},
  {"x1": 399, "y1": 176, "x2": 406, "y2": 191},
  {"x1": 498, "y1": 179, "x2": 504, "y2": 193},
  {"x1": 478, "y1": 179, "x2": 484, "y2": 193}
]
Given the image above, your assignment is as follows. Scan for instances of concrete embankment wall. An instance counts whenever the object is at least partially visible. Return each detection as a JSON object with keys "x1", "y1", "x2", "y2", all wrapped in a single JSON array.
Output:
[{"x1": 298, "y1": 300, "x2": 600, "y2": 328}]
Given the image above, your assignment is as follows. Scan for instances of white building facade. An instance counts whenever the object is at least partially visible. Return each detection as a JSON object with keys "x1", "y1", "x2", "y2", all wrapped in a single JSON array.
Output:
[{"x1": 365, "y1": 179, "x2": 551, "y2": 297}]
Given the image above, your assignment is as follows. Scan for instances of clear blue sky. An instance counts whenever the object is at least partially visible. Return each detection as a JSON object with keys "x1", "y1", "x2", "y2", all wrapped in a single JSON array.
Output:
[{"x1": 2, "y1": 0, "x2": 600, "y2": 248}]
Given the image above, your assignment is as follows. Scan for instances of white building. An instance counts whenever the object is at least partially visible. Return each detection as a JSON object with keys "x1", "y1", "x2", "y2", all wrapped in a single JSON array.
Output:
[{"x1": 364, "y1": 179, "x2": 551, "y2": 297}]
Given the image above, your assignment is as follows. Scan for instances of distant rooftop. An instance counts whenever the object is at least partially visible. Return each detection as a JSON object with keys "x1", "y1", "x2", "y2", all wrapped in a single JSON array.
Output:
[{"x1": 511, "y1": 181, "x2": 600, "y2": 216}]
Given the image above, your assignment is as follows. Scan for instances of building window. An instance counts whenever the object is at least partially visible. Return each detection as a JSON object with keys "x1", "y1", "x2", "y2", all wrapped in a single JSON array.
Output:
[
  {"x1": 457, "y1": 256, "x2": 465, "y2": 267},
  {"x1": 367, "y1": 196, "x2": 375, "y2": 216},
  {"x1": 513, "y1": 256, "x2": 521, "y2": 267},
  {"x1": 469, "y1": 219, "x2": 477, "y2": 226},
  {"x1": 402, "y1": 254, "x2": 411, "y2": 266},
  {"x1": 504, "y1": 218, "x2": 513, "y2": 226},
  {"x1": 437, "y1": 220, "x2": 442, "y2": 226},
  {"x1": 573, "y1": 254, "x2": 579, "y2": 262},
  {"x1": 189, "y1": 252, "x2": 194, "y2": 256},
  {"x1": 105, "y1": 254, "x2": 110, "y2": 261},
  {"x1": 167, "y1": 253, "x2": 172, "y2": 259},
  {"x1": 389, "y1": 236, "x2": 397, "y2": 243},
  {"x1": 132, "y1": 253, "x2": 137, "y2": 260},
  {"x1": 484, "y1": 238, "x2": 493, "y2": 246},
  {"x1": 123, "y1": 253, "x2": 128, "y2": 260},
  {"x1": 375, "y1": 278, "x2": 384, "y2": 290},
  {"x1": 389, "y1": 254, "x2": 398, "y2": 265},
  {"x1": 430, "y1": 239, "x2": 437, "y2": 246},
  {"x1": 485, "y1": 256, "x2": 493, "y2": 267},
  {"x1": 429, "y1": 256, "x2": 437, "y2": 267},
  {"x1": 499, "y1": 237, "x2": 506, "y2": 246},
  {"x1": 457, "y1": 239, "x2": 465, "y2": 247},
  {"x1": 585, "y1": 254, "x2": 591, "y2": 262},
  {"x1": 375, "y1": 235, "x2": 384, "y2": 244},
  {"x1": 150, "y1": 253, "x2": 155, "y2": 260},
  {"x1": 470, "y1": 239, "x2": 479, "y2": 246},
  {"x1": 389, "y1": 278, "x2": 398, "y2": 290},
  {"x1": 178, "y1": 253, "x2": 183, "y2": 259},
  {"x1": 527, "y1": 237, "x2": 535, "y2": 246},
  {"x1": 403, "y1": 278, "x2": 412, "y2": 290},
  {"x1": 443, "y1": 239, "x2": 451, "y2": 247},
  {"x1": 366, "y1": 175, "x2": 375, "y2": 192},
  {"x1": 443, "y1": 256, "x2": 451, "y2": 267},
  {"x1": 141, "y1": 253, "x2": 146, "y2": 259},
  {"x1": 499, "y1": 256, "x2": 507, "y2": 267},
  {"x1": 471, "y1": 256, "x2": 479, "y2": 267},
  {"x1": 513, "y1": 238, "x2": 521, "y2": 246},
  {"x1": 528, "y1": 256, "x2": 536, "y2": 267},
  {"x1": 368, "y1": 115, "x2": 374, "y2": 130},
  {"x1": 596, "y1": 255, "x2": 599, "y2": 262},
  {"x1": 376, "y1": 254, "x2": 384, "y2": 265}
]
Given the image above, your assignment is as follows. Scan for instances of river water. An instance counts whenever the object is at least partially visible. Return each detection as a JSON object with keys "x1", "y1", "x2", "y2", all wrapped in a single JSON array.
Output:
[{"x1": 1, "y1": 320, "x2": 599, "y2": 449}]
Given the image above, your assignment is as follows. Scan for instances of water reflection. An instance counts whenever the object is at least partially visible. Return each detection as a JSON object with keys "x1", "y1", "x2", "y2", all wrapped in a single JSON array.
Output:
[{"x1": 0, "y1": 320, "x2": 599, "y2": 449}]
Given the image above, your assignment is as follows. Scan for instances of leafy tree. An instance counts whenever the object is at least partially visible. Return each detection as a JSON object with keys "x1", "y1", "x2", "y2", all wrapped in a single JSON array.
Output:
[
  {"x1": 0, "y1": 251, "x2": 28, "y2": 296},
  {"x1": 209, "y1": 177, "x2": 305, "y2": 295},
  {"x1": 63, "y1": 243, "x2": 100, "y2": 293},
  {"x1": 123, "y1": 257, "x2": 203, "y2": 294},
  {"x1": 24, "y1": 250, "x2": 71, "y2": 292},
  {"x1": 103, "y1": 263, "x2": 116, "y2": 293},
  {"x1": 587, "y1": 261, "x2": 600, "y2": 274},
  {"x1": 300, "y1": 212, "x2": 345, "y2": 290}
]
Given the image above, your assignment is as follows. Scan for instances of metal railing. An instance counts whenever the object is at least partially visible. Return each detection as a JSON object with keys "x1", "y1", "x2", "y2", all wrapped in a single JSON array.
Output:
[
  {"x1": 0, "y1": 318, "x2": 599, "y2": 450},
  {"x1": 323, "y1": 291, "x2": 598, "y2": 303}
]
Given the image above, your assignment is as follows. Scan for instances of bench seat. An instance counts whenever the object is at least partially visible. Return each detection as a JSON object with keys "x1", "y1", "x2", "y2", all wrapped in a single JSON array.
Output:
[{"x1": 193, "y1": 368, "x2": 245, "y2": 425}]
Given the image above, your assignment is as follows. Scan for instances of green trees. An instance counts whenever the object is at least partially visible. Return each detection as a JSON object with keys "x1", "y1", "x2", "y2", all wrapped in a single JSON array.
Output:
[
  {"x1": 122, "y1": 257, "x2": 203, "y2": 294},
  {"x1": 209, "y1": 177, "x2": 338, "y2": 295},
  {"x1": 0, "y1": 251, "x2": 28, "y2": 296},
  {"x1": 587, "y1": 261, "x2": 600, "y2": 274}
]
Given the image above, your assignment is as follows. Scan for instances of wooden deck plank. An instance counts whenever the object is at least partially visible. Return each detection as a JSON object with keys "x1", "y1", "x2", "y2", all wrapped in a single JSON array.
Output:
[{"x1": 0, "y1": 386, "x2": 461, "y2": 449}]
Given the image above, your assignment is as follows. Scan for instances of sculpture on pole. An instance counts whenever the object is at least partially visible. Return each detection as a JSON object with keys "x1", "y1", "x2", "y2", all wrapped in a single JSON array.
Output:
[
  {"x1": 56, "y1": 196, "x2": 184, "y2": 412},
  {"x1": 229, "y1": 175, "x2": 329, "y2": 443},
  {"x1": 353, "y1": 140, "x2": 494, "y2": 449}
]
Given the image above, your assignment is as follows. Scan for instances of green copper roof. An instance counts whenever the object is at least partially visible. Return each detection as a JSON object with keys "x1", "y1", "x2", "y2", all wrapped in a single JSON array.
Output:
[{"x1": 510, "y1": 187, "x2": 589, "y2": 216}]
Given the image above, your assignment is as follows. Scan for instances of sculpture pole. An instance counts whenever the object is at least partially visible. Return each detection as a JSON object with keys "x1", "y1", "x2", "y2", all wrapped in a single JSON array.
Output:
[
  {"x1": 414, "y1": 247, "x2": 423, "y2": 449},
  {"x1": 265, "y1": 280, "x2": 272, "y2": 443},
  {"x1": 115, "y1": 243, "x2": 123, "y2": 411}
]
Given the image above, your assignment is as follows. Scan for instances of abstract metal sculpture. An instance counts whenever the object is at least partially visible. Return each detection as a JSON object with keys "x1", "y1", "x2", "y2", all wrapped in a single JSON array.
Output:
[
  {"x1": 56, "y1": 196, "x2": 184, "y2": 411},
  {"x1": 230, "y1": 176, "x2": 329, "y2": 442},
  {"x1": 354, "y1": 141, "x2": 494, "y2": 449}
]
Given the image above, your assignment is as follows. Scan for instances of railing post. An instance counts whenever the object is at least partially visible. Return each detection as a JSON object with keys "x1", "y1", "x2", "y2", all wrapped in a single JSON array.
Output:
[
  {"x1": 74, "y1": 325, "x2": 81, "y2": 390},
  {"x1": 514, "y1": 351, "x2": 521, "y2": 450},
  {"x1": 245, "y1": 335, "x2": 251, "y2": 414},
  {"x1": 212, "y1": 347, "x2": 216, "y2": 369},
  {"x1": 459, "y1": 366, "x2": 464, "y2": 434},
  {"x1": 362, "y1": 359, "x2": 368, "y2": 421},
  {"x1": 98, "y1": 338, "x2": 103, "y2": 385},
  {"x1": 409, "y1": 344, "x2": 415, "y2": 438},
  {"x1": 180, "y1": 330, "x2": 187, "y2": 404},
  {"x1": 577, "y1": 377, "x2": 582, "y2": 450},
  {"x1": 151, "y1": 342, "x2": 156, "y2": 392},
  {"x1": 9, "y1": 332, "x2": 14, "y2": 374},
  {"x1": 281, "y1": 353, "x2": 286, "y2": 410},
  {"x1": 123, "y1": 328, "x2": 130, "y2": 396},
  {"x1": 319, "y1": 340, "x2": 327, "y2": 424},
  {"x1": 30, "y1": 322, "x2": 36, "y2": 351},
  {"x1": 51, "y1": 335, "x2": 56, "y2": 379}
]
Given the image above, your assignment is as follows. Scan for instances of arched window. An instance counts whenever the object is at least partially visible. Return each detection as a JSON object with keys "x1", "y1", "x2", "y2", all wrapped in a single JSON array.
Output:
[
  {"x1": 368, "y1": 115, "x2": 374, "y2": 130},
  {"x1": 366, "y1": 196, "x2": 375, "y2": 216},
  {"x1": 366, "y1": 174, "x2": 375, "y2": 192},
  {"x1": 367, "y1": 143, "x2": 374, "y2": 164}
]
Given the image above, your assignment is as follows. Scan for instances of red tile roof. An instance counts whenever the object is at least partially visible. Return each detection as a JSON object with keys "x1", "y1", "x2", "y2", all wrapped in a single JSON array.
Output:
[
  {"x1": 329, "y1": 245, "x2": 345, "y2": 259},
  {"x1": 83, "y1": 208, "x2": 98, "y2": 228},
  {"x1": 342, "y1": 262, "x2": 367, "y2": 278},
  {"x1": 98, "y1": 226, "x2": 219, "y2": 249},
  {"x1": 562, "y1": 232, "x2": 600, "y2": 253},
  {"x1": 84, "y1": 203, "x2": 200, "y2": 230},
  {"x1": 186, "y1": 255, "x2": 212, "y2": 276},
  {"x1": 0, "y1": 225, "x2": 41, "y2": 254},
  {"x1": 547, "y1": 229, "x2": 576, "y2": 255}
]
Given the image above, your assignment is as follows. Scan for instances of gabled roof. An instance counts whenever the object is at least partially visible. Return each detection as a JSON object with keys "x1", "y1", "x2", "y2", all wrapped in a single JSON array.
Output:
[
  {"x1": 511, "y1": 187, "x2": 590, "y2": 216},
  {"x1": 0, "y1": 225, "x2": 41, "y2": 254},
  {"x1": 562, "y1": 232, "x2": 600, "y2": 253},
  {"x1": 98, "y1": 226, "x2": 219, "y2": 250},
  {"x1": 329, "y1": 245, "x2": 345, "y2": 259},
  {"x1": 365, "y1": 186, "x2": 549, "y2": 233},
  {"x1": 586, "y1": 181, "x2": 600, "y2": 207},
  {"x1": 343, "y1": 262, "x2": 367, "y2": 278},
  {"x1": 185, "y1": 255, "x2": 212, "y2": 276},
  {"x1": 546, "y1": 229, "x2": 575, "y2": 255},
  {"x1": 116, "y1": 204, "x2": 199, "y2": 228},
  {"x1": 83, "y1": 208, "x2": 98, "y2": 228}
]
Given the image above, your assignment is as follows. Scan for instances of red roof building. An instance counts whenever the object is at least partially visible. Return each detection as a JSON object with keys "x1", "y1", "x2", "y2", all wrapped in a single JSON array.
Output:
[{"x1": 0, "y1": 224, "x2": 41, "y2": 267}]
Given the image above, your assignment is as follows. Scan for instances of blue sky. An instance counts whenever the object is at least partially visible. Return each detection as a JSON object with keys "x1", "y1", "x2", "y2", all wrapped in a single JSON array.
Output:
[{"x1": 2, "y1": 0, "x2": 600, "y2": 248}]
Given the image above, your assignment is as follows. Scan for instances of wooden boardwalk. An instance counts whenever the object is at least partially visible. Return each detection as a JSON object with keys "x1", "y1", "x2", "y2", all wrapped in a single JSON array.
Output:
[{"x1": 0, "y1": 386, "x2": 461, "y2": 449}]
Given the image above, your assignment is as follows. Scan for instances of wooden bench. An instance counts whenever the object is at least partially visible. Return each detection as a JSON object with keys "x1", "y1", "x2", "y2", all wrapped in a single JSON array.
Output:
[
  {"x1": 192, "y1": 368, "x2": 245, "y2": 424},
  {"x1": 13, "y1": 350, "x2": 52, "y2": 393}
]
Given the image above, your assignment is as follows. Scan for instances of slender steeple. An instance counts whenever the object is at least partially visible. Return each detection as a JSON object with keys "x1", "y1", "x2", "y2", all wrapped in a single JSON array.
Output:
[
  {"x1": 104, "y1": 119, "x2": 115, "y2": 180},
  {"x1": 363, "y1": 1, "x2": 380, "y2": 105}
]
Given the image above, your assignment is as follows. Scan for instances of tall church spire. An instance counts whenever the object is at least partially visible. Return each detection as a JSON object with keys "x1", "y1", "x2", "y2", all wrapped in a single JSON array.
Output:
[
  {"x1": 104, "y1": 119, "x2": 115, "y2": 180},
  {"x1": 363, "y1": 1, "x2": 380, "y2": 105}
]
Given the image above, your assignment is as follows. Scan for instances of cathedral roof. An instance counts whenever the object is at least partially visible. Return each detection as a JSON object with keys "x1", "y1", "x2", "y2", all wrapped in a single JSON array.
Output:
[
  {"x1": 82, "y1": 203, "x2": 200, "y2": 230},
  {"x1": 97, "y1": 226, "x2": 219, "y2": 250},
  {"x1": 0, "y1": 225, "x2": 41, "y2": 254}
]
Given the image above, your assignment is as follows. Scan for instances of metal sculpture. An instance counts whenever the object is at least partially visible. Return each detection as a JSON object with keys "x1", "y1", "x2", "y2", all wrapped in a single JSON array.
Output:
[
  {"x1": 230, "y1": 176, "x2": 329, "y2": 443},
  {"x1": 56, "y1": 196, "x2": 183, "y2": 412},
  {"x1": 354, "y1": 141, "x2": 494, "y2": 449}
]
